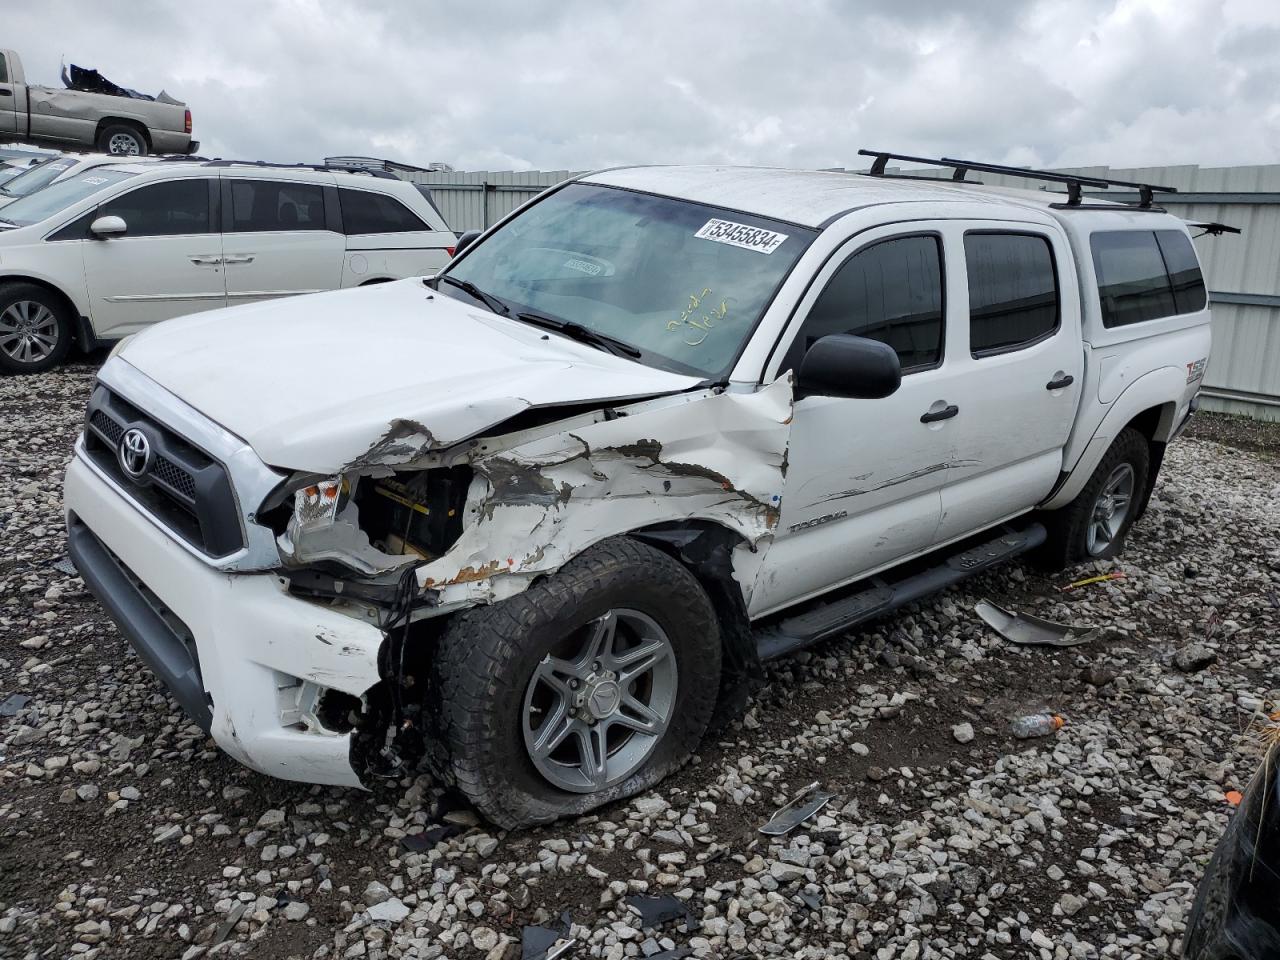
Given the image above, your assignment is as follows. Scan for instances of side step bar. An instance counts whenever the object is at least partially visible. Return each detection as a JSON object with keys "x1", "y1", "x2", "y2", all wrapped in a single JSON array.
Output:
[{"x1": 754, "y1": 523, "x2": 1046, "y2": 662}]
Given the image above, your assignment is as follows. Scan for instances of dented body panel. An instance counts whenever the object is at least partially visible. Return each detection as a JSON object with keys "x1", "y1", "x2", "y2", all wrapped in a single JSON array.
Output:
[{"x1": 64, "y1": 165, "x2": 1213, "y2": 793}]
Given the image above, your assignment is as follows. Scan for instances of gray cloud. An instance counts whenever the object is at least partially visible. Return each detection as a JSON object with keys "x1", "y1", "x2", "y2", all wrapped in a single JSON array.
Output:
[{"x1": 9, "y1": 0, "x2": 1280, "y2": 171}]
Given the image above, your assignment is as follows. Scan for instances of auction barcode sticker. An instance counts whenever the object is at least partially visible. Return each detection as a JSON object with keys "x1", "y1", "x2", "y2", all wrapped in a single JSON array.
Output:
[{"x1": 694, "y1": 219, "x2": 789, "y2": 254}]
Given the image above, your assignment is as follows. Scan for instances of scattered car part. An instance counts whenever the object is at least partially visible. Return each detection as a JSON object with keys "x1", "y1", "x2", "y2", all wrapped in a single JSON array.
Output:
[
  {"x1": 759, "y1": 782, "x2": 837, "y2": 836},
  {"x1": 52, "y1": 557, "x2": 77, "y2": 576},
  {"x1": 0, "y1": 694, "x2": 30, "y2": 717},
  {"x1": 522, "y1": 911, "x2": 575, "y2": 960},
  {"x1": 624, "y1": 893, "x2": 694, "y2": 929},
  {"x1": 1183, "y1": 745, "x2": 1280, "y2": 958},
  {"x1": 975, "y1": 599, "x2": 1098, "y2": 647}
]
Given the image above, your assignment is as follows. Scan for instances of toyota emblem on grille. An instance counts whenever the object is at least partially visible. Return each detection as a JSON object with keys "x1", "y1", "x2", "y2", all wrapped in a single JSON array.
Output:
[{"x1": 118, "y1": 428, "x2": 152, "y2": 479}]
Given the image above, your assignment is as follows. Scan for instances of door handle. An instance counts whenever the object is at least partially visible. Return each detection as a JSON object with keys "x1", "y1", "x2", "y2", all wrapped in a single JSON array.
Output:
[
  {"x1": 189, "y1": 255, "x2": 222, "y2": 265},
  {"x1": 0, "y1": 90, "x2": 12, "y2": 97},
  {"x1": 1045, "y1": 374, "x2": 1075, "y2": 390},
  {"x1": 222, "y1": 255, "x2": 255, "y2": 264},
  {"x1": 920, "y1": 404, "x2": 959, "y2": 423}
]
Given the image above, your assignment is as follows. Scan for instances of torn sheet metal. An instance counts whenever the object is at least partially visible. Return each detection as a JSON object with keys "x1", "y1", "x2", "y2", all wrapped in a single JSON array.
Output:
[
  {"x1": 759, "y1": 781, "x2": 836, "y2": 835},
  {"x1": 974, "y1": 599, "x2": 1098, "y2": 647},
  {"x1": 415, "y1": 378, "x2": 793, "y2": 607}
]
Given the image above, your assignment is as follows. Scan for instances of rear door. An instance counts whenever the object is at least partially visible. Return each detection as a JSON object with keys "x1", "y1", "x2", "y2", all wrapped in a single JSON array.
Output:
[
  {"x1": 79, "y1": 176, "x2": 226, "y2": 338},
  {"x1": 0, "y1": 52, "x2": 18, "y2": 135},
  {"x1": 220, "y1": 176, "x2": 345, "y2": 305},
  {"x1": 934, "y1": 224, "x2": 1083, "y2": 541}
]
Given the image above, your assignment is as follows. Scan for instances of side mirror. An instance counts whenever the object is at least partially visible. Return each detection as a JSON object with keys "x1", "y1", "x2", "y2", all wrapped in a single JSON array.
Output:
[
  {"x1": 796, "y1": 334, "x2": 902, "y2": 399},
  {"x1": 89, "y1": 215, "x2": 127, "y2": 239},
  {"x1": 452, "y1": 229, "x2": 481, "y2": 258}
]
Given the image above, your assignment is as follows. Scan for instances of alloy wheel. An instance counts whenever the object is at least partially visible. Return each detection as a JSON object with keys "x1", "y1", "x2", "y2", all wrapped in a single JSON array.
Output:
[
  {"x1": 1086, "y1": 462, "x2": 1135, "y2": 556},
  {"x1": 0, "y1": 301, "x2": 60, "y2": 364},
  {"x1": 522, "y1": 609, "x2": 677, "y2": 793}
]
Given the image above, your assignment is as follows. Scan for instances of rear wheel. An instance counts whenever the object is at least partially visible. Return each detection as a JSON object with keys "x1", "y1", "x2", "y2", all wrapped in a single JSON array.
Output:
[
  {"x1": 1039, "y1": 427, "x2": 1150, "y2": 569},
  {"x1": 0, "y1": 284, "x2": 73, "y2": 374},
  {"x1": 97, "y1": 124, "x2": 148, "y2": 156},
  {"x1": 429, "y1": 537, "x2": 721, "y2": 828}
]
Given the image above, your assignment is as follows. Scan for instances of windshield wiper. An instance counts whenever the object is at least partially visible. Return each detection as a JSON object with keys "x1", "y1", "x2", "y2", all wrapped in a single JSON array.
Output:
[
  {"x1": 430, "y1": 274, "x2": 509, "y2": 316},
  {"x1": 514, "y1": 311, "x2": 642, "y2": 359}
]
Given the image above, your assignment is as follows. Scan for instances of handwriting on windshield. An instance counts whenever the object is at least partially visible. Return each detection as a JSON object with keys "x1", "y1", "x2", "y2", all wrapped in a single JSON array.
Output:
[{"x1": 668, "y1": 288, "x2": 729, "y2": 346}]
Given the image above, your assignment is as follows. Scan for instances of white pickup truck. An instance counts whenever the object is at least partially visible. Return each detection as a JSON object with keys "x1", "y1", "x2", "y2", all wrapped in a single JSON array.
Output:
[
  {"x1": 0, "y1": 50, "x2": 195, "y2": 156},
  {"x1": 65, "y1": 155, "x2": 1218, "y2": 828}
]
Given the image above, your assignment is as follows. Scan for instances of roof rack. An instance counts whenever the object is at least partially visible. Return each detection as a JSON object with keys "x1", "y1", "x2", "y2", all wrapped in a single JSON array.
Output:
[
  {"x1": 857, "y1": 149, "x2": 1178, "y2": 210},
  {"x1": 323, "y1": 156, "x2": 451, "y2": 175}
]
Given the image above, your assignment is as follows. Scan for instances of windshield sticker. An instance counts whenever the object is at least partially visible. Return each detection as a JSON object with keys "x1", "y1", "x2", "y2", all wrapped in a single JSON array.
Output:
[
  {"x1": 695, "y1": 218, "x2": 789, "y2": 254},
  {"x1": 563, "y1": 257, "x2": 603, "y2": 276},
  {"x1": 82, "y1": 176, "x2": 109, "y2": 185},
  {"x1": 668, "y1": 287, "x2": 731, "y2": 346}
]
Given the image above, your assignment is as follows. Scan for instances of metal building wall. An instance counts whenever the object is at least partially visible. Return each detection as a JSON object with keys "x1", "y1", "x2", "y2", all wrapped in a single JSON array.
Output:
[{"x1": 405, "y1": 170, "x2": 580, "y2": 232}]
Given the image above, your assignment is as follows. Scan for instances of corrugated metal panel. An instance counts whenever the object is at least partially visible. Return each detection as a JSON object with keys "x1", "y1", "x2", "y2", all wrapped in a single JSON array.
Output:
[{"x1": 402, "y1": 169, "x2": 582, "y2": 232}]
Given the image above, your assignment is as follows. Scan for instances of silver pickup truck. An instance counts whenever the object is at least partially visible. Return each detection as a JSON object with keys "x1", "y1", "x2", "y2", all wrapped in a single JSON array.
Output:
[{"x1": 0, "y1": 50, "x2": 196, "y2": 156}]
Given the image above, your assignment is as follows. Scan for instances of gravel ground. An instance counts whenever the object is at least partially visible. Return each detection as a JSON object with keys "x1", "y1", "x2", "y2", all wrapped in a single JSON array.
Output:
[{"x1": 2, "y1": 365, "x2": 1279, "y2": 960}]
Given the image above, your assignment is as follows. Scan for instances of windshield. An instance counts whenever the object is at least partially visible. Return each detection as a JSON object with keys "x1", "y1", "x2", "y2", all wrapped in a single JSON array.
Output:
[
  {"x1": 0, "y1": 157, "x2": 78, "y2": 198},
  {"x1": 443, "y1": 183, "x2": 815, "y2": 378},
  {"x1": 0, "y1": 169, "x2": 137, "y2": 227}
]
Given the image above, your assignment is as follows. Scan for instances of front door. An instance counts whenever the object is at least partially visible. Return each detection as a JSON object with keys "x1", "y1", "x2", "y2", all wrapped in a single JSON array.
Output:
[
  {"x1": 749, "y1": 225, "x2": 970, "y2": 618},
  {"x1": 934, "y1": 226, "x2": 1084, "y2": 542},
  {"x1": 81, "y1": 177, "x2": 225, "y2": 338},
  {"x1": 220, "y1": 177, "x2": 345, "y2": 306}
]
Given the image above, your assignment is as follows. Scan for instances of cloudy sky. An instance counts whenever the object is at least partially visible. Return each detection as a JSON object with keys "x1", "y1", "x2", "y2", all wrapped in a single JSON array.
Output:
[{"x1": 10, "y1": 0, "x2": 1280, "y2": 172}]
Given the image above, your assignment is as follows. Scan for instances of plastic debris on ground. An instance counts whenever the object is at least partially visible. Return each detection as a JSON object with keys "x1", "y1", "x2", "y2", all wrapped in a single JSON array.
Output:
[
  {"x1": 399, "y1": 822, "x2": 462, "y2": 852},
  {"x1": 522, "y1": 910, "x2": 575, "y2": 960},
  {"x1": 975, "y1": 599, "x2": 1099, "y2": 647},
  {"x1": 759, "y1": 781, "x2": 837, "y2": 836},
  {"x1": 52, "y1": 557, "x2": 77, "y2": 576},
  {"x1": 1060, "y1": 571, "x2": 1126, "y2": 591},
  {"x1": 1010, "y1": 712, "x2": 1065, "y2": 739},
  {"x1": 1183, "y1": 742, "x2": 1280, "y2": 958},
  {"x1": 0, "y1": 694, "x2": 30, "y2": 717},
  {"x1": 624, "y1": 893, "x2": 694, "y2": 929}
]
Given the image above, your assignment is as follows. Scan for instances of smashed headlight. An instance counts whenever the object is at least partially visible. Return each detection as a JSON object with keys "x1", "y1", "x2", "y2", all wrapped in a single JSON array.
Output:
[
  {"x1": 270, "y1": 467, "x2": 474, "y2": 578},
  {"x1": 276, "y1": 475, "x2": 415, "y2": 577}
]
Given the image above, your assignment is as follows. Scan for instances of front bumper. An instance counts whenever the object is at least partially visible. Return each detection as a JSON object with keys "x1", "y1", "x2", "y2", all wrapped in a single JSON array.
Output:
[{"x1": 65, "y1": 452, "x2": 384, "y2": 788}]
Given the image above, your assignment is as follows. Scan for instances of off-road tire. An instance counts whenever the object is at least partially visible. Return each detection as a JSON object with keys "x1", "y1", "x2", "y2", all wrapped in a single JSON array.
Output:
[
  {"x1": 0, "y1": 283, "x2": 73, "y2": 375},
  {"x1": 428, "y1": 537, "x2": 721, "y2": 829},
  {"x1": 97, "y1": 123, "x2": 148, "y2": 156},
  {"x1": 1038, "y1": 427, "x2": 1150, "y2": 570}
]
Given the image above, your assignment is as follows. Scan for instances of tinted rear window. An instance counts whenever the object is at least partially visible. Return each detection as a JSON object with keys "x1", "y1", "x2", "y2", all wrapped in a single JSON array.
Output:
[
  {"x1": 1091, "y1": 230, "x2": 1205, "y2": 328},
  {"x1": 964, "y1": 232, "x2": 1059, "y2": 355},
  {"x1": 229, "y1": 179, "x2": 327, "y2": 232},
  {"x1": 338, "y1": 188, "x2": 429, "y2": 234}
]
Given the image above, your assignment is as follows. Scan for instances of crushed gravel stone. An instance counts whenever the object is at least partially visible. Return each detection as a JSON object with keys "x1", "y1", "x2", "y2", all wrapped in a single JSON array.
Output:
[{"x1": 2, "y1": 364, "x2": 1279, "y2": 959}]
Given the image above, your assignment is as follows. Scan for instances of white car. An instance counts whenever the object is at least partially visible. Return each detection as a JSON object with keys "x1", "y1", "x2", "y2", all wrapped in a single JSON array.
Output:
[
  {"x1": 0, "y1": 159, "x2": 456, "y2": 372},
  {"x1": 66, "y1": 156, "x2": 1216, "y2": 827},
  {"x1": 0, "y1": 152, "x2": 156, "y2": 209}
]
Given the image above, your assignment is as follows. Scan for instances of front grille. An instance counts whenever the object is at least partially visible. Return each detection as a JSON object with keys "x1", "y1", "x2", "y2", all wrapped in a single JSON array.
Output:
[{"x1": 84, "y1": 385, "x2": 244, "y2": 557}]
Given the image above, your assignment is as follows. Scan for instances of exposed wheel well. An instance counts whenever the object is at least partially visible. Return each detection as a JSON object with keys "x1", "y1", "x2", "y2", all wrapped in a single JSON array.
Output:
[
  {"x1": 1123, "y1": 403, "x2": 1174, "y2": 520},
  {"x1": 0, "y1": 276, "x2": 84, "y2": 342},
  {"x1": 95, "y1": 118, "x2": 151, "y2": 150},
  {"x1": 629, "y1": 520, "x2": 759, "y2": 730}
]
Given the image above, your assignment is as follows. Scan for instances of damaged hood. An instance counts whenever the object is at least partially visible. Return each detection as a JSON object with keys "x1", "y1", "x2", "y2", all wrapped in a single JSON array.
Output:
[{"x1": 119, "y1": 279, "x2": 701, "y2": 474}]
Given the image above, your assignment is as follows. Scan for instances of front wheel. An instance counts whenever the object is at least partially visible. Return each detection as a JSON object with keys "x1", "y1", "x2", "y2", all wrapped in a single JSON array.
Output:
[
  {"x1": 0, "y1": 283, "x2": 73, "y2": 374},
  {"x1": 429, "y1": 537, "x2": 721, "y2": 828},
  {"x1": 1039, "y1": 427, "x2": 1150, "y2": 569}
]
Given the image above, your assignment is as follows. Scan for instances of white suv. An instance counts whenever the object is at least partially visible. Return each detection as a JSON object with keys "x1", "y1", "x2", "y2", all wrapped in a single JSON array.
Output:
[{"x1": 0, "y1": 159, "x2": 456, "y2": 372}]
